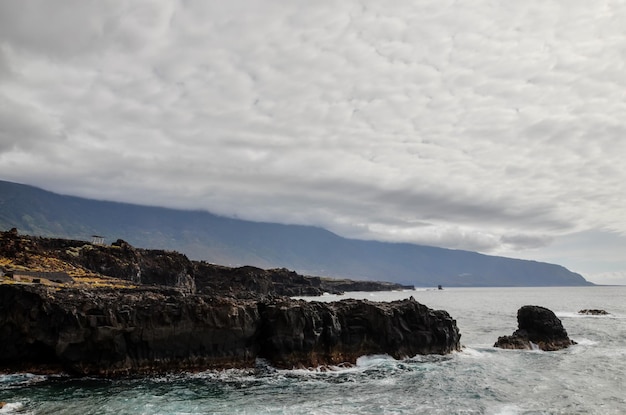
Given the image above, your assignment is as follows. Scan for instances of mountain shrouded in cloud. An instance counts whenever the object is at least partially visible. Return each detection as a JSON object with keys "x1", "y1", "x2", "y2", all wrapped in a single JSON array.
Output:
[
  {"x1": 0, "y1": 1, "x2": 625, "y2": 284},
  {"x1": 0, "y1": 180, "x2": 591, "y2": 287}
]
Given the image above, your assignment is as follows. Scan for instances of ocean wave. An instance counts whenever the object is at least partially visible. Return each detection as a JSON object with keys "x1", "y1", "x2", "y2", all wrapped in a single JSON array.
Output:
[
  {"x1": 0, "y1": 373, "x2": 49, "y2": 390},
  {"x1": 458, "y1": 347, "x2": 498, "y2": 358}
]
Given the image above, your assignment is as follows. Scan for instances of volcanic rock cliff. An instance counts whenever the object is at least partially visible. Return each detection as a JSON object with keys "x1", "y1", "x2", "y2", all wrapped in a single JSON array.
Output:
[
  {"x1": 0, "y1": 229, "x2": 413, "y2": 297},
  {"x1": 0, "y1": 229, "x2": 459, "y2": 375},
  {"x1": 0, "y1": 284, "x2": 460, "y2": 376}
]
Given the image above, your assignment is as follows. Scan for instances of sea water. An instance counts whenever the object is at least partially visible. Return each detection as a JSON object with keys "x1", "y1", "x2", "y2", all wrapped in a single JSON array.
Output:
[{"x1": 1, "y1": 286, "x2": 625, "y2": 414}]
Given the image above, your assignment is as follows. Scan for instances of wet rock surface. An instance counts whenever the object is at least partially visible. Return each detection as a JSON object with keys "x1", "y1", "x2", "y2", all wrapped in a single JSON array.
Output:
[
  {"x1": 0, "y1": 285, "x2": 460, "y2": 376},
  {"x1": 494, "y1": 305, "x2": 576, "y2": 351}
]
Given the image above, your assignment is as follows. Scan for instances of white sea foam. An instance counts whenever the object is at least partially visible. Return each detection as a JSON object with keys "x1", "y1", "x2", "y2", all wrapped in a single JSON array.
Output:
[
  {"x1": 489, "y1": 404, "x2": 523, "y2": 415},
  {"x1": 0, "y1": 402, "x2": 26, "y2": 414},
  {"x1": 574, "y1": 338, "x2": 599, "y2": 346},
  {"x1": 459, "y1": 347, "x2": 493, "y2": 358},
  {"x1": 355, "y1": 354, "x2": 394, "y2": 367}
]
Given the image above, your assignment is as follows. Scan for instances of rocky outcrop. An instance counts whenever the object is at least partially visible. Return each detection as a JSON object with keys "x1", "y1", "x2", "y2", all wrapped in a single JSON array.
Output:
[
  {"x1": 0, "y1": 284, "x2": 460, "y2": 376},
  {"x1": 318, "y1": 278, "x2": 414, "y2": 294},
  {"x1": 258, "y1": 296, "x2": 460, "y2": 368},
  {"x1": 578, "y1": 309, "x2": 609, "y2": 315},
  {"x1": 494, "y1": 305, "x2": 576, "y2": 351},
  {"x1": 0, "y1": 230, "x2": 411, "y2": 297}
]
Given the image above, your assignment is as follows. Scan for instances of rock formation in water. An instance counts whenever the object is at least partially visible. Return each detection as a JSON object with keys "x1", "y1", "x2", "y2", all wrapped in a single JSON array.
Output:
[
  {"x1": 494, "y1": 305, "x2": 576, "y2": 351},
  {"x1": 0, "y1": 284, "x2": 460, "y2": 376},
  {"x1": 578, "y1": 309, "x2": 609, "y2": 316}
]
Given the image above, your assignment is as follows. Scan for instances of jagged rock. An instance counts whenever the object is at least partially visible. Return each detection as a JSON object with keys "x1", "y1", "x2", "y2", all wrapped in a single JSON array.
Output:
[
  {"x1": 578, "y1": 309, "x2": 609, "y2": 315},
  {"x1": 0, "y1": 284, "x2": 460, "y2": 376},
  {"x1": 494, "y1": 305, "x2": 576, "y2": 351},
  {"x1": 258, "y1": 296, "x2": 460, "y2": 368}
]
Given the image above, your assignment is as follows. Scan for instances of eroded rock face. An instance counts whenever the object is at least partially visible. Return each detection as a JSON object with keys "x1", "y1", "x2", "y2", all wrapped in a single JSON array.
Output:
[
  {"x1": 0, "y1": 285, "x2": 460, "y2": 376},
  {"x1": 0, "y1": 284, "x2": 261, "y2": 375},
  {"x1": 258, "y1": 297, "x2": 460, "y2": 368},
  {"x1": 494, "y1": 305, "x2": 576, "y2": 351}
]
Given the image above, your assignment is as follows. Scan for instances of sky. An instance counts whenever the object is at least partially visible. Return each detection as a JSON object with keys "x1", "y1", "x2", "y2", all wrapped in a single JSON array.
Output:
[{"x1": 0, "y1": 1, "x2": 625, "y2": 285}]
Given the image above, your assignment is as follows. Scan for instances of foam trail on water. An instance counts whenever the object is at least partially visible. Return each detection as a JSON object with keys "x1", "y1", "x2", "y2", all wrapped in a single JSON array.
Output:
[
  {"x1": 574, "y1": 338, "x2": 598, "y2": 346},
  {"x1": 459, "y1": 347, "x2": 492, "y2": 358}
]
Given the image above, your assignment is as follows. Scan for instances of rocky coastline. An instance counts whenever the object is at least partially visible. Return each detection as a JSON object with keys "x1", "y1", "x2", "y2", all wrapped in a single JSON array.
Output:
[
  {"x1": 0, "y1": 284, "x2": 460, "y2": 376},
  {"x1": 0, "y1": 229, "x2": 459, "y2": 376}
]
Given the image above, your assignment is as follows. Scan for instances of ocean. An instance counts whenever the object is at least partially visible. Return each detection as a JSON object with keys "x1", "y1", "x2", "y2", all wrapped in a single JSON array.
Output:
[{"x1": 1, "y1": 286, "x2": 625, "y2": 414}]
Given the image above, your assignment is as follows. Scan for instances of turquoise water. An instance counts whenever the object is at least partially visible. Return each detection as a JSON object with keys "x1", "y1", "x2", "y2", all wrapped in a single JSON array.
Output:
[{"x1": 2, "y1": 286, "x2": 625, "y2": 414}]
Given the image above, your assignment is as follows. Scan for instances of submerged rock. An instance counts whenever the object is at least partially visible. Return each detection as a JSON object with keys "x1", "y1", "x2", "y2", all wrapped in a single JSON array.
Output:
[
  {"x1": 578, "y1": 309, "x2": 609, "y2": 316},
  {"x1": 494, "y1": 305, "x2": 576, "y2": 351},
  {"x1": 0, "y1": 285, "x2": 460, "y2": 376}
]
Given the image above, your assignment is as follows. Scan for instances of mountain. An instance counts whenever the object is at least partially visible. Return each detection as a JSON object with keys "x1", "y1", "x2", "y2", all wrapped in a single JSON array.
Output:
[{"x1": 0, "y1": 179, "x2": 591, "y2": 287}]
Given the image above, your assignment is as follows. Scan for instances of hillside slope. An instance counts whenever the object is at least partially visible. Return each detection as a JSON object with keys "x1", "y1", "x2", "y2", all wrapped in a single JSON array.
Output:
[{"x1": 0, "y1": 180, "x2": 591, "y2": 286}]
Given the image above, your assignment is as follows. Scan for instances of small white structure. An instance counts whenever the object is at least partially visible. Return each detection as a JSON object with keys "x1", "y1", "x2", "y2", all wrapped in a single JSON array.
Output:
[{"x1": 91, "y1": 235, "x2": 105, "y2": 245}]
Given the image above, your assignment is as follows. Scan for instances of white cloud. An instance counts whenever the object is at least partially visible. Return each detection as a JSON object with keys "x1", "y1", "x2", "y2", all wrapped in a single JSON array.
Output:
[
  {"x1": 587, "y1": 271, "x2": 626, "y2": 286},
  {"x1": 0, "y1": 0, "x2": 625, "y2": 278}
]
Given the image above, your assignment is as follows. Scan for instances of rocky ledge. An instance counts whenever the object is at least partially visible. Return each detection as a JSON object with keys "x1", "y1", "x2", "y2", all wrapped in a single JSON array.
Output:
[
  {"x1": 0, "y1": 284, "x2": 460, "y2": 376},
  {"x1": 494, "y1": 305, "x2": 576, "y2": 351}
]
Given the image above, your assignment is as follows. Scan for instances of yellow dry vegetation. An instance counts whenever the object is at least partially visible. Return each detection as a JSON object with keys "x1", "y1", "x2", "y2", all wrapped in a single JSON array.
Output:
[
  {"x1": 1, "y1": 254, "x2": 137, "y2": 290},
  {"x1": 72, "y1": 275, "x2": 137, "y2": 289}
]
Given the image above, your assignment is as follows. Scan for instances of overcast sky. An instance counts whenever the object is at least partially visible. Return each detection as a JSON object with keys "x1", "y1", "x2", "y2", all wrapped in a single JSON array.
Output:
[{"x1": 1, "y1": 1, "x2": 625, "y2": 284}]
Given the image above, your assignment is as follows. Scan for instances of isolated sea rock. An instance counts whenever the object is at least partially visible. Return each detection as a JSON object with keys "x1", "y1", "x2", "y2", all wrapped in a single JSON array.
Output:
[
  {"x1": 578, "y1": 309, "x2": 609, "y2": 315},
  {"x1": 0, "y1": 284, "x2": 460, "y2": 376},
  {"x1": 494, "y1": 305, "x2": 576, "y2": 351}
]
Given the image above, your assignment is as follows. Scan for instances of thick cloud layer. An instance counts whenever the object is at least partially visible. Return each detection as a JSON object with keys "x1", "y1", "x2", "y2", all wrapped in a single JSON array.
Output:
[{"x1": 1, "y1": 1, "x2": 625, "y2": 283}]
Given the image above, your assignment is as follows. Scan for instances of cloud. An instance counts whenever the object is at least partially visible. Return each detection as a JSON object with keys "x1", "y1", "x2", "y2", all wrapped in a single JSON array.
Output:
[
  {"x1": 587, "y1": 271, "x2": 626, "y2": 286},
  {"x1": 0, "y1": 0, "x2": 625, "y2": 267},
  {"x1": 500, "y1": 234, "x2": 554, "y2": 251}
]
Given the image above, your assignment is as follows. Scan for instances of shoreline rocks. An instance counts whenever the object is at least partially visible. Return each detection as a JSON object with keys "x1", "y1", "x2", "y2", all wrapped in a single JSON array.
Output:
[
  {"x1": 0, "y1": 285, "x2": 460, "y2": 376},
  {"x1": 494, "y1": 305, "x2": 576, "y2": 351}
]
